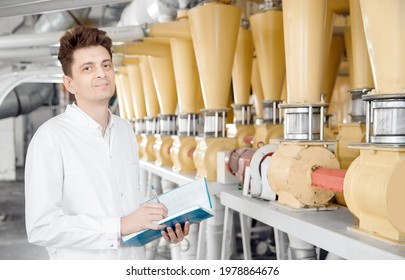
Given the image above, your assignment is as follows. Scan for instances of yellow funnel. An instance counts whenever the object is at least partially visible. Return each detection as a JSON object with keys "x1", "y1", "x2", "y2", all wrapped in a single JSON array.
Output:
[
  {"x1": 349, "y1": 0, "x2": 374, "y2": 89},
  {"x1": 320, "y1": 9, "x2": 336, "y2": 96},
  {"x1": 283, "y1": 0, "x2": 328, "y2": 103},
  {"x1": 251, "y1": 57, "x2": 264, "y2": 119},
  {"x1": 322, "y1": 35, "x2": 345, "y2": 104},
  {"x1": 114, "y1": 72, "x2": 127, "y2": 120},
  {"x1": 280, "y1": 76, "x2": 287, "y2": 101},
  {"x1": 115, "y1": 67, "x2": 135, "y2": 120},
  {"x1": 232, "y1": 26, "x2": 254, "y2": 105},
  {"x1": 360, "y1": 0, "x2": 405, "y2": 94},
  {"x1": 126, "y1": 63, "x2": 147, "y2": 120},
  {"x1": 139, "y1": 56, "x2": 159, "y2": 117},
  {"x1": 170, "y1": 38, "x2": 202, "y2": 113},
  {"x1": 344, "y1": 26, "x2": 355, "y2": 88},
  {"x1": 250, "y1": 8, "x2": 285, "y2": 101},
  {"x1": 189, "y1": 2, "x2": 242, "y2": 110},
  {"x1": 148, "y1": 54, "x2": 178, "y2": 115}
]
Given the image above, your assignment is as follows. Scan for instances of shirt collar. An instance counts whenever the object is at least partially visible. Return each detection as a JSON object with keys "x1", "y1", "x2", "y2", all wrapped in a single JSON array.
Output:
[{"x1": 66, "y1": 102, "x2": 114, "y2": 132}]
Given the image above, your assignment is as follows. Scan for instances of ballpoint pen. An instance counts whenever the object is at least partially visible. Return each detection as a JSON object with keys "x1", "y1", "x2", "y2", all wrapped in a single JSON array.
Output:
[{"x1": 151, "y1": 185, "x2": 160, "y2": 203}]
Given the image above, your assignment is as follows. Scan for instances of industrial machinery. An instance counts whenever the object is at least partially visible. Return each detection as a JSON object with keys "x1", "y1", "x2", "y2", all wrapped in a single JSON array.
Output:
[
  {"x1": 336, "y1": 0, "x2": 373, "y2": 170},
  {"x1": 344, "y1": 0, "x2": 405, "y2": 244},
  {"x1": 127, "y1": 61, "x2": 147, "y2": 156},
  {"x1": 250, "y1": 0, "x2": 285, "y2": 148},
  {"x1": 139, "y1": 55, "x2": 160, "y2": 162},
  {"x1": 189, "y1": 2, "x2": 239, "y2": 182},
  {"x1": 148, "y1": 39, "x2": 178, "y2": 167},
  {"x1": 188, "y1": 1, "x2": 241, "y2": 260},
  {"x1": 169, "y1": 11, "x2": 204, "y2": 173},
  {"x1": 226, "y1": 16, "x2": 255, "y2": 148},
  {"x1": 268, "y1": 0, "x2": 339, "y2": 209}
]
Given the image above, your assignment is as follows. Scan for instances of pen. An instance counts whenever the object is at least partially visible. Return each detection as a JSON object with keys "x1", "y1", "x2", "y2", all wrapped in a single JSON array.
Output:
[{"x1": 151, "y1": 185, "x2": 160, "y2": 203}]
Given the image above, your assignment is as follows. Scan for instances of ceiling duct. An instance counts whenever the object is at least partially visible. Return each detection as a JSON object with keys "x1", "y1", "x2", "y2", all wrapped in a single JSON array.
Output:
[
  {"x1": 34, "y1": 8, "x2": 91, "y2": 33},
  {"x1": 0, "y1": 83, "x2": 54, "y2": 119}
]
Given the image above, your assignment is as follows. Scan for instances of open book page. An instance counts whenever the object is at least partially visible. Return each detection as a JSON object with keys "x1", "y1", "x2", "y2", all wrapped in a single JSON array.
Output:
[{"x1": 149, "y1": 178, "x2": 212, "y2": 216}]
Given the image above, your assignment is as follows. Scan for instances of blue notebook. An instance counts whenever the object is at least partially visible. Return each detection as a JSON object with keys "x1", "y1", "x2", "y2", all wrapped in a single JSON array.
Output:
[
  {"x1": 122, "y1": 205, "x2": 213, "y2": 246},
  {"x1": 122, "y1": 178, "x2": 213, "y2": 246}
]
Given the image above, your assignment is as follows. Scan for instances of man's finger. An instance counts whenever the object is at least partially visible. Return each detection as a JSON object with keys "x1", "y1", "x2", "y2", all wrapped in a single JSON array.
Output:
[
  {"x1": 161, "y1": 230, "x2": 170, "y2": 242},
  {"x1": 183, "y1": 222, "x2": 191, "y2": 236},
  {"x1": 175, "y1": 223, "x2": 184, "y2": 241},
  {"x1": 166, "y1": 227, "x2": 178, "y2": 243}
]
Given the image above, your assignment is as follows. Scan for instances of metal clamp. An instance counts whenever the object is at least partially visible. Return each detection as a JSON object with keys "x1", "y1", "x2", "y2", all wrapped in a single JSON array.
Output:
[
  {"x1": 159, "y1": 114, "x2": 177, "y2": 135},
  {"x1": 178, "y1": 113, "x2": 199, "y2": 137},
  {"x1": 135, "y1": 119, "x2": 146, "y2": 135},
  {"x1": 363, "y1": 93, "x2": 405, "y2": 144},
  {"x1": 349, "y1": 88, "x2": 372, "y2": 123},
  {"x1": 232, "y1": 104, "x2": 253, "y2": 125},
  {"x1": 279, "y1": 103, "x2": 328, "y2": 141},
  {"x1": 201, "y1": 109, "x2": 228, "y2": 138},
  {"x1": 262, "y1": 100, "x2": 282, "y2": 125},
  {"x1": 145, "y1": 116, "x2": 159, "y2": 135}
]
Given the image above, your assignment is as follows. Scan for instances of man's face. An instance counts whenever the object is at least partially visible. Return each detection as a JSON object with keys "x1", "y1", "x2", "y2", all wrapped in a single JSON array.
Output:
[{"x1": 63, "y1": 45, "x2": 115, "y2": 106}]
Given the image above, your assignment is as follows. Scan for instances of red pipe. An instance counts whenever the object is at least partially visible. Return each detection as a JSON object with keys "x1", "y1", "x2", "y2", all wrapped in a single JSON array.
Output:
[{"x1": 311, "y1": 167, "x2": 347, "y2": 192}]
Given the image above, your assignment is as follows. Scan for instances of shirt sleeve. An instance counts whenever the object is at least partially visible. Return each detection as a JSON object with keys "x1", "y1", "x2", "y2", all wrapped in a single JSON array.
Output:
[{"x1": 24, "y1": 127, "x2": 121, "y2": 250}]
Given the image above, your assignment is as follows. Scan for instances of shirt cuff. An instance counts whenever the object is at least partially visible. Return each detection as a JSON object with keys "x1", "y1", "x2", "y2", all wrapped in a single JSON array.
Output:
[{"x1": 103, "y1": 217, "x2": 120, "y2": 249}]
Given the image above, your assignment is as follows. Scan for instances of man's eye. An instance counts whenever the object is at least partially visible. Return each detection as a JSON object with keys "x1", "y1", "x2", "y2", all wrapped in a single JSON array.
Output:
[
  {"x1": 104, "y1": 64, "x2": 112, "y2": 69},
  {"x1": 83, "y1": 66, "x2": 92, "y2": 72}
]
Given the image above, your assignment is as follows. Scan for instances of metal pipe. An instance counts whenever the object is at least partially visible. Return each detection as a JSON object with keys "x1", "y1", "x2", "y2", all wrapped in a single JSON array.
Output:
[
  {"x1": 0, "y1": 0, "x2": 131, "y2": 17},
  {"x1": 206, "y1": 195, "x2": 225, "y2": 260},
  {"x1": 325, "y1": 252, "x2": 345, "y2": 260},
  {"x1": 214, "y1": 111, "x2": 218, "y2": 138},
  {"x1": 365, "y1": 100, "x2": 370, "y2": 143},
  {"x1": 308, "y1": 106, "x2": 313, "y2": 140},
  {"x1": 222, "y1": 111, "x2": 226, "y2": 137},
  {"x1": 288, "y1": 234, "x2": 317, "y2": 260},
  {"x1": 320, "y1": 105, "x2": 324, "y2": 140},
  {"x1": 0, "y1": 47, "x2": 56, "y2": 60},
  {"x1": 0, "y1": 83, "x2": 54, "y2": 119},
  {"x1": 0, "y1": 25, "x2": 145, "y2": 49},
  {"x1": 180, "y1": 224, "x2": 199, "y2": 260},
  {"x1": 0, "y1": 66, "x2": 62, "y2": 108}
]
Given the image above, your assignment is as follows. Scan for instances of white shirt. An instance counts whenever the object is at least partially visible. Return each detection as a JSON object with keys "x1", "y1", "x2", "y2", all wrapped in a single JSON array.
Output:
[{"x1": 25, "y1": 103, "x2": 146, "y2": 260}]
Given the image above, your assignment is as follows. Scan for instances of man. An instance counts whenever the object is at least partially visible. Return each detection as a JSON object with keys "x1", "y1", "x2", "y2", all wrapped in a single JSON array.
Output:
[{"x1": 25, "y1": 26, "x2": 190, "y2": 260}]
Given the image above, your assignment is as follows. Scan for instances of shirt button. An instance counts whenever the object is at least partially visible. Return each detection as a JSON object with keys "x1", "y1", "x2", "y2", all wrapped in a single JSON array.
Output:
[
  {"x1": 120, "y1": 193, "x2": 123, "y2": 197},
  {"x1": 110, "y1": 244, "x2": 114, "y2": 248}
]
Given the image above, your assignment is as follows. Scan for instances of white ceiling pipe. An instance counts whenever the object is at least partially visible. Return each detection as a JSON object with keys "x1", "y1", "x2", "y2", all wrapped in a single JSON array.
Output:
[
  {"x1": 0, "y1": 0, "x2": 51, "y2": 7},
  {"x1": 3, "y1": 56, "x2": 59, "y2": 64},
  {"x1": 118, "y1": 0, "x2": 178, "y2": 25},
  {"x1": 0, "y1": 48, "x2": 56, "y2": 60},
  {"x1": 0, "y1": 31, "x2": 63, "y2": 49},
  {"x1": 0, "y1": 0, "x2": 189, "y2": 50},
  {"x1": 0, "y1": 25, "x2": 145, "y2": 49},
  {"x1": 0, "y1": 0, "x2": 131, "y2": 17}
]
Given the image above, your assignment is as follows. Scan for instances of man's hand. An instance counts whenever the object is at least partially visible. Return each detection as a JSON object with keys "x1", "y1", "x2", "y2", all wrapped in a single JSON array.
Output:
[
  {"x1": 121, "y1": 202, "x2": 168, "y2": 236},
  {"x1": 161, "y1": 221, "x2": 191, "y2": 244}
]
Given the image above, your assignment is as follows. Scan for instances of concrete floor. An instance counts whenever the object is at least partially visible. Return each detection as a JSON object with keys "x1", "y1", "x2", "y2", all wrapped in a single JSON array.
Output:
[{"x1": 0, "y1": 167, "x2": 48, "y2": 260}]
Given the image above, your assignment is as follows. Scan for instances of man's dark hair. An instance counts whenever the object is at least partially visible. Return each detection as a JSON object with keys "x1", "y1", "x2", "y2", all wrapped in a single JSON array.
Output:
[{"x1": 58, "y1": 26, "x2": 113, "y2": 77}]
